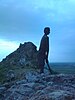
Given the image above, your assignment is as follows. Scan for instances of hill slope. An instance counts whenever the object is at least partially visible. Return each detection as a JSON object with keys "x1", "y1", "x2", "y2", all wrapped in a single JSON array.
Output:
[{"x1": 0, "y1": 42, "x2": 38, "y2": 83}]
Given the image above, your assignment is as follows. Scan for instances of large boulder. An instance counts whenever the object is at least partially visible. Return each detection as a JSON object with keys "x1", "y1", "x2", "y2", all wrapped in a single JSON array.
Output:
[{"x1": 0, "y1": 42, "x2": 38, "y2": 68}]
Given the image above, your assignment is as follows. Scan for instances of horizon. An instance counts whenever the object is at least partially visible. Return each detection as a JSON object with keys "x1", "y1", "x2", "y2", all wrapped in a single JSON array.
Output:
[
  {"x1": 0, "y1": 41, "x2": 75, "y2": 63},
  {"x1": 0, "y1": 0, "x2": 75, "y2": 62}
]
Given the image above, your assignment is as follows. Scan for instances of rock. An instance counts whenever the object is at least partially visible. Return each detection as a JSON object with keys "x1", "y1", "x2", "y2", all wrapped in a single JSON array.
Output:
[
  {"x1": 4, "y1": 82, "x2": 35, "y2": 100},
  {"x1": 33, "y1": 83, "x2": 45, "y2": 91},
  {"x1": 0, "y1": 42, "x2": 38, "y2": 68},
  {"x1": 0, "y1": 86, "x2": 6, "y2": 99},
  {"x1": 6, "y1": 70, "x2": 15, "y2": 82},
  {"x1": 0, "y1": 86, "x2": 6, "y2": 94},
  {"x1": 3, "y1": 82, "x2": 12, "y2": 89},
  {"x1": 16, "y1": 80, "x2": 27, "y2": 85},
  {"x1": 1, "y1": 72, "x2": 75, "y2": 100},
  {"x1": 23, "y1": 82, "x2": 35, "y2": 88},
  {"x1": 15, "y1": 85, "x2": 34, "y2": 97},
  {"x1": 1, "y1": 41, "x2": 75, "y2": 99},
  {"x1": 19, "y1": 58, "x2": 26, "y2": 66},
  {"x1": 25, "y1": 71, "x2": 38, "y2": 82}
]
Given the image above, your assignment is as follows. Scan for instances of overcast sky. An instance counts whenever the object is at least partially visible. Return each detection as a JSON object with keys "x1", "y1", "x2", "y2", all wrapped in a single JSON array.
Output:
[{"x1": 0, "y1": 0, "x2": 75, "y2": 62}]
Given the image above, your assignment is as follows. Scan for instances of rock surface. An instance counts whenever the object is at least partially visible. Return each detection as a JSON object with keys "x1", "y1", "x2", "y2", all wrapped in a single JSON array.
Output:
[
  {"x1": 0, "y1": 42, "x2": 38, "y2": 83},
  {"x1": 0, "y1": 42, "x2": 38, "y2": 68},
  {"x1": 0, "y1": 42, "x2": 75, "y2": 100},
  {"x1": 0, "y1": 72, "x2": 75, "y2": 100}
]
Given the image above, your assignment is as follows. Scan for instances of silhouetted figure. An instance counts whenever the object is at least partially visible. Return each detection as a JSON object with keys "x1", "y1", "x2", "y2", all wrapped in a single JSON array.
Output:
[{"x1": 38, "y1": 27, "x2": 50, "y2": 73}]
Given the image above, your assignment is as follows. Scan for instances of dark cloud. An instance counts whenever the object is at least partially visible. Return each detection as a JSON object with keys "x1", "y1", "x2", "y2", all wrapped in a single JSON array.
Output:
[{"x1": 0, "y1": 0, "x2": 75, "y2": 62}]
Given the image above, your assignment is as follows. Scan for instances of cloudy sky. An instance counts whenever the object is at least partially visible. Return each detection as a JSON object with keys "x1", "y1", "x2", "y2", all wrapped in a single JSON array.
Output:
[{"x1": 0, "y1": 0, "x2": 75, "y2": 62}]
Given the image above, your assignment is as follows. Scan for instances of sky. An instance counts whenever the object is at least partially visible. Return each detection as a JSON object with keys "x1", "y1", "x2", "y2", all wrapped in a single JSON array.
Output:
[{"x1": 0, "y1": 0, "x2": 75, "y2": 62}]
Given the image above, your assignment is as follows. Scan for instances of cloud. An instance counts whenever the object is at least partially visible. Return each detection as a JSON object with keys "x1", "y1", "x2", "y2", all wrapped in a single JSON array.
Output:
[
  {"x1": 33, "y1": 0, "x2": 75, "y2": 22},
  {"x1": 0, "y1": 0, "x2": 75, "y2": 31},
  {"x1": 0, "y1": 39, "x2": 19, "y2": 49},
  {"x1": 0, "y1": 0, "x2": 75, "y2": 62},
  {"x1": 0, "y1": 39, "x2": 19, "y2": 61}
]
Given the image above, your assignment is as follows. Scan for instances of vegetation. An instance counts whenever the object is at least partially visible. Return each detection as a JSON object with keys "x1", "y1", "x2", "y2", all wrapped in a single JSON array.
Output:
[
  {"x1": 0, "y1": 64, "x2": 38, "y2": 84},
  {"x1": 0, "y1": 63, "x2": 75, "y2": 84}
]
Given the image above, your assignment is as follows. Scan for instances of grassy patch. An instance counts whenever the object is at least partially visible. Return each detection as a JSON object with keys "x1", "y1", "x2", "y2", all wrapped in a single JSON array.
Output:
[{"x1": 0, "y1": 65, "x2": 38, "y2": 84}]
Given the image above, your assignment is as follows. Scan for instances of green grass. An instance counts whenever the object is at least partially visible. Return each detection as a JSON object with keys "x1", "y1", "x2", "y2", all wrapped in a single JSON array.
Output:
[
  {"x1": 0, "y1": 65, "x2": 38, "y2": 84},
  {"x1": 0, "y1": 63, "x2": 75, "y2": 84},
  {"x1": 0, "y1": 66, "x2": 7, "y2": 83}
]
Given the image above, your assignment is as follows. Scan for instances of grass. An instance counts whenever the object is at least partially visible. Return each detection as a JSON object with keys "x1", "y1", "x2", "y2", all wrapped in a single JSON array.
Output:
[
  {"x1": 0, "y1": 65, "x2": 38, "y2": 84},
  {"x1": 0, "y1": 63, "x2": 75, "y2": 84}
]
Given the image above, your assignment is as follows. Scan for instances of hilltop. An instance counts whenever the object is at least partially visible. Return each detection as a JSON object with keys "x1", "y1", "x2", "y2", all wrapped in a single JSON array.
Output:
[
  {"x1": 0, "y1": 42, "x2": 75, "y2": 100},
  {"x1": 0, "y1": 42, "x2": 38, "y2": 83},
  {"x1": 0, "y1": 42, "x2": 38, "y2": 68}
]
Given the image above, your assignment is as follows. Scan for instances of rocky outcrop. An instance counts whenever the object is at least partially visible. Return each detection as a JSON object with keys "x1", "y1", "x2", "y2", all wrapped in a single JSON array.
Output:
[
  {"x1": 0, "y1": 42, "x2": 75, "y2": 100},
  {"x1": 0, "y1": 42, "x2": 38, "y2": 68},
  {"x1": 0, "y1": 42, "x2": 39, "y2": 83},
  {"x1": 0, "y1": 72, "x2": 75, "y2": 100}
]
